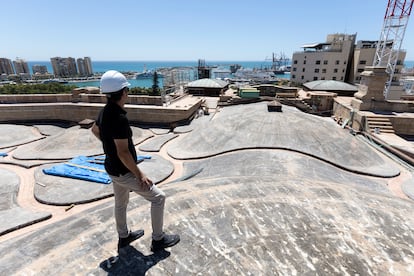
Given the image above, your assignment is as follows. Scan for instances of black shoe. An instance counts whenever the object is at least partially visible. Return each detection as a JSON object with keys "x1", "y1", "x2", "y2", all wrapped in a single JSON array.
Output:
[
  {"x1": 151, "y1": 234, "x2": 180, "y2": 252},
  {"x1": 118, "y1": 230, "x2": 144, "y2": 251}
]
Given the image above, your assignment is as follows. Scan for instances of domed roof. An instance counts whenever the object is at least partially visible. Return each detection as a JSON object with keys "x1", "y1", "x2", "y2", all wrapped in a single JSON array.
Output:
[
  {"x1": 187, "y1": 78, "x2": 228, "y2": 88},
  {"x1": 303, "y1": 80, "x2": 358, "y2": 92}
]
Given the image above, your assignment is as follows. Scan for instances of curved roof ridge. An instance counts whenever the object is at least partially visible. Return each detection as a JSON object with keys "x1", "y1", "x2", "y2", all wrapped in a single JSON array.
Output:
[
  {"x1": 187, "y1": 78, "x2": 228, "y2": 88},
  {"x1": 303, "y1": 80, "x2": 358, "y2": 91}
]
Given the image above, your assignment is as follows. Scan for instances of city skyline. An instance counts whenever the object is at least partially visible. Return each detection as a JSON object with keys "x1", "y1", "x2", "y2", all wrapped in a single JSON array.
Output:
[{"x1": 2, "y1": 0, "x2": 414, "y2": 61}]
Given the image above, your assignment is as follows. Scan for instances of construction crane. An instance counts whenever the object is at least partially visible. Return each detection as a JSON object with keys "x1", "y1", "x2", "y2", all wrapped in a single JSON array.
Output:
[{"x1": 373, "y1": 0, "x2": 413, "y2": 98}]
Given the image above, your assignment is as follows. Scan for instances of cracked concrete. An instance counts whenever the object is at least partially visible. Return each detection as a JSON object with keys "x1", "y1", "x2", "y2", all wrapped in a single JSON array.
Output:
[{"x1": 0, "y1": 100, "x2": 414, "y2": 275}]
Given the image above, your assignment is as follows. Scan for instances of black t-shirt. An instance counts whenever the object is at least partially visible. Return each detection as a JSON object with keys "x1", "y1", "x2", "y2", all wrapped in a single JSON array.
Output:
[{"x1": 96, "y1": 102, "x2": 137, "y2": 176}]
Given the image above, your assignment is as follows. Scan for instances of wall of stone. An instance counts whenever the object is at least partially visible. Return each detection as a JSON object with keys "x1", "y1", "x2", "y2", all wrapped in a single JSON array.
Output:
[
  {"x1": 0, "y1": 94, "x2": 72, "y2": 103},
  {"x1": 390, "y1": 117, "x2": 414, "y2": 135},
  {"x1": 0, "y1": 93, "x2": 164, "y2": 106},
  {"x1": 334, "y1": 99, "x2": 414, "y2": 135},
  {"x1": 0, "y1": 102, "x2": 200, "y2": 125}
]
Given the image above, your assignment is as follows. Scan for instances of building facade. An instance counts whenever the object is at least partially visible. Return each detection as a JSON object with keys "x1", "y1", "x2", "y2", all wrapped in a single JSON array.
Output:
[
  {"x1": 291, "y1": 34, "x2": 356, "y2": 85},
  {"x1": 0, "y1": 58, "x2": 14, "y2": 75},
  {"x1": 290, "y1": 33, "x2": 407, "y2": 88},
  {"x1": 50, "y1": 57, "x2": 78, "y2": 78},
  {"x1": 13, "y1": 58, "x2": 30, "y2": 75},
  {"x1": 32, "y1": 64, "x2": 49, "y2": 74},
  {"x1": 350, "y1": 40, "x2": 406, "y2": 84},
  {"x1": 84, "y1": 57, "x2": 93, "y2": 76},
  {"x1": 76, "y1": 57, "x2": 93, "y2": 77}
]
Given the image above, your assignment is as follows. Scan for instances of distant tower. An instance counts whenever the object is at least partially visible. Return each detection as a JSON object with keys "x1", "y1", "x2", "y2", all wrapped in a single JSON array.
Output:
[
  {"x1": 197, "y1": 59, "x2": 211, "y2": 79},
  {"x1": 373, "y1": 0, "x2": 413, "y2": 98}
]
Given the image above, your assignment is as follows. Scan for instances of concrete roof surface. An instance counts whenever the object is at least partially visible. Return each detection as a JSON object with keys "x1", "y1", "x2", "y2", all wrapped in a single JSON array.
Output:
[
  {"x1": 304, "y1": 80, "x2": 358, "y2": 91},
  {"x1": 0, "y1": 101, "x2": 414, "y2": 275},
  {"x1": 186, "y1": 78, "x2": 228, "y2": 88}
]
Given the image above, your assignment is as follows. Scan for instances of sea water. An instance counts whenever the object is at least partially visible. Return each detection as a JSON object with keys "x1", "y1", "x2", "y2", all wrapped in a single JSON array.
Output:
[
  {"x1": 27, "y1": 60, "x2": 414, "y2": 89},
  {"x1": 28, "y1": 60, "x2": 291, "y2": 88}
]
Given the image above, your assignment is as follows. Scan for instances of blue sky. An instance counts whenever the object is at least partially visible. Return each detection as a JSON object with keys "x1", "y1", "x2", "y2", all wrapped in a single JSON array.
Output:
[{"x1": 2, "y1": 0, "x2": 413, "y2": 61}]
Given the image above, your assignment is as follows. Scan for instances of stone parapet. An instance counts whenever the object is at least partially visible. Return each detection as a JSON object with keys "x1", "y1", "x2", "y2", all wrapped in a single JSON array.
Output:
[
  {"x1": 334, "y1": 97, "x2": 414, "y2": 135},
  {"x1": 0, "y1": 94, "x2": 72, "y2": 104},
  {"x1": 0, "y1": 96, "x2": 202, "y2": 125},
  {"x1": 352, "y1": 66, "x2": 388, "y2": 111},
  {"x1": 0, "y1": 93, "x2": 165, "y2": 105}
]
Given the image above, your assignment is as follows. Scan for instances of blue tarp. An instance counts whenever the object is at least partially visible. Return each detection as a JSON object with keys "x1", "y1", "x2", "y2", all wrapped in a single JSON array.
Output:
[
  {"x1": 0, "y1": 152, "x2": 7, "y2": 157},
  {"x1": 42, "y1": 155, "x2": 151, "y2": 184}
]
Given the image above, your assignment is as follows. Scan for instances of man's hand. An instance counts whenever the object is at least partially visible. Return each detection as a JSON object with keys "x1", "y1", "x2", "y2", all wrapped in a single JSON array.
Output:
[{"x1": 139, "y1": 174, "x2": 153, "y2": 188}]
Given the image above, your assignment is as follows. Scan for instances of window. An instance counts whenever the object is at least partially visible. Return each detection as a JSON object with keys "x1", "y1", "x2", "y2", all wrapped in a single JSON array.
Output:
[
  {"x1": 293, "y1": 67, "x2": 297, "y2": 72},
  {"x1": 321, "y1": 77, "x2": 325, "y2": 80},
  {"x1": 322, "y1": 69, "x2": 327, "y2": 73},
  {"x1": 357, "y1": 69, "x2": 364, "y2": 73},
  {"x1": 335, "y1": 60, "x2": 340, "y2": 65},
  {"x1": 301, "y1": 76, "x2": 304, "y2": 80},
  {"x1": 313, "y1": 76, "x2": 318, "y2": 80},
  {"x1": 333, "y1": 68, "x2": 338, "y2": 73},
  {"x1": 303, "y1": 60, "x2": 307, "y2": 64},
  {"x1": 359, "y1": 60, "x2": 367, "y2": 65},
  {"x1": 294, "y1": 60, "x2": 298, "y2": 64},
  {"x1": 302, "y1": 68, "x2": 305, "y2": 72},
  {"x1": 314, "y1": 68, "x2": 319, "y2": 73},
  {"x1": 316, "y1": 60, "x2": 321, "y2": 65},
  {"x1": 323, "y1": 60, "x2": 328, "y2": 65},
  {"x1": 333, "y1": 77, "x2": 337, "y2": 80},
  {"x1": 292, "y1": 74, "x2": 296, "y2": 79}
]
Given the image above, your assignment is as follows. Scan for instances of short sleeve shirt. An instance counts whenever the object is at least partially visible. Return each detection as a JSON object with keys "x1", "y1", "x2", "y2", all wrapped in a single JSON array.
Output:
[{"x1": 96, "y1": 102, "x2": 137, "y2": 176}]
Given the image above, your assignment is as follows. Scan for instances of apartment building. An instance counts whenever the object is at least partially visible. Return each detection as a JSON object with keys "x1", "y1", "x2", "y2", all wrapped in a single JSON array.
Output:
[
  {"x1": 0, "y1": 58, "x2": 14, "y2": 75},
  {"x1": 291, "y1": 34, "x2": 356, "y2": 85},
  {"x1": 50, "y1": 57, "x2": 78, "y2": 78},
  {"x1": 350, "y1": 40, "x2": 406, "y2": 84},
  {"x1": 13, "y1": 58, "x2": 30, "y2": 75},
  {"x1": 84, "y1": 57, "x2": 93, "y2": 76},
  {"x1": 290, "y1": 33, "x2": 407, "y2": 88},
  {"x1": 77, "y1": 57, "x2": 93, "y2": 77},
  {"x1": 32, "y1": 64, "x2": 49, "y2": 74},
  {"x1": 11, "y1": 58, "x2": 31, "y2": 80}
]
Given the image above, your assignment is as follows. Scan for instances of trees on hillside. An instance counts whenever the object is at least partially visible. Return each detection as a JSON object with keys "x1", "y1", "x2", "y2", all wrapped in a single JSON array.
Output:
[{"x1": 0, "y1": 83, "x2": 76, "y2": 94}]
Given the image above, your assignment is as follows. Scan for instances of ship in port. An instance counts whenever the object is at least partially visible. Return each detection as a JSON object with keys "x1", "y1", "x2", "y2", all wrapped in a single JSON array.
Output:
[
  {"x1": 270, "y1": 52, "x2": 291, "y2": 74},
  {"x1": 135, "y1": 64, "x2": 164, "y2": 79}
]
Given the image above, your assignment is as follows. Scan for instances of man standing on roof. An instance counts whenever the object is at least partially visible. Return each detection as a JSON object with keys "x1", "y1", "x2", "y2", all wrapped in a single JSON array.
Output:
[{"x1": 91, "y1": 70, "x2": 180, "y2": 252}]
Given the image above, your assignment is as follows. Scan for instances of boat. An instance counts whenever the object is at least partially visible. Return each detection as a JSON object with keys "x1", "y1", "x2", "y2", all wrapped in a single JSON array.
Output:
[
  {"x1": 135, "y1": 70, "x2": 164, "y2": 80},
  {"x1": 41, "y1": 79, "x2": 68, "y2": 84},
  {"x1": 136, "y1": 64, "x2": 164, "y2": 79},
  {"x1": 271, "y1": 52, "x2": 291, "y2": 75}
]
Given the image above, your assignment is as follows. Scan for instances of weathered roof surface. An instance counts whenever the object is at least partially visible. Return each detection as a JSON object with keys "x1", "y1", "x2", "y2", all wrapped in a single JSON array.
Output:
[
  {"x1": 1, "y1": 102, "x2": 414, "y2": 275},
  {"x1": 304, "y1": 80, "x2": 358, "y2": 91},
  {"x1": 186, "y1": 78, "x2": 228, "y2": 88}
]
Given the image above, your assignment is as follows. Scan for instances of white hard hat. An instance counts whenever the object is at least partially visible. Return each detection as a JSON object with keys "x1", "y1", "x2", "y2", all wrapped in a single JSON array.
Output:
[{"x1": 100, "y1": 70, "x2": 131, "y2": 93}]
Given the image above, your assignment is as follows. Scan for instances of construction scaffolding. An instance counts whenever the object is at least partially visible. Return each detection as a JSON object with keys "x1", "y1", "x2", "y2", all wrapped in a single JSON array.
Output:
[{"x1": 373, "y1": 0, "x2": 413, "y2": 98}]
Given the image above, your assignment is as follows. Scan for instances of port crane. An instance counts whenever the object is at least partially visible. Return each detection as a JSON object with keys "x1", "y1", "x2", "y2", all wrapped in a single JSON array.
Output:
[{"x1": 373, "y1": 0, "x2": 413, "y2": 98}]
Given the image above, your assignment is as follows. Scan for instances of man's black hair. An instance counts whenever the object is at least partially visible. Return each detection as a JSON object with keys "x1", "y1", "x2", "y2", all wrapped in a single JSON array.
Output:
[{"x1": 106, "y1": 87, "x2": 126, "y2": 102}]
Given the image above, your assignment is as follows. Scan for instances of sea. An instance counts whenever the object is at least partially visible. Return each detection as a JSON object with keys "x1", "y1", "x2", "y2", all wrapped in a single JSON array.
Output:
[
  {"x1": 27, "y1": 60, "x2": 414, "y2": 89},
  {"x1": 26, "y1": 60, "x2": 289, "y2": 88}
]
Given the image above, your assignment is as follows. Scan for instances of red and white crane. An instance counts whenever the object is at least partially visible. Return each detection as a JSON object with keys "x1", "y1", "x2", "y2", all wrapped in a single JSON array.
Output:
[{"x1": 373, "y1": 0, "x2": 413, "y2": 98}]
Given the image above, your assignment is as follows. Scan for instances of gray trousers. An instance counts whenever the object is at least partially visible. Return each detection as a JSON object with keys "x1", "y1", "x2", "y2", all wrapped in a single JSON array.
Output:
[{"x1": 110, "y1": 172, "x2": 165, "y2": 240}]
